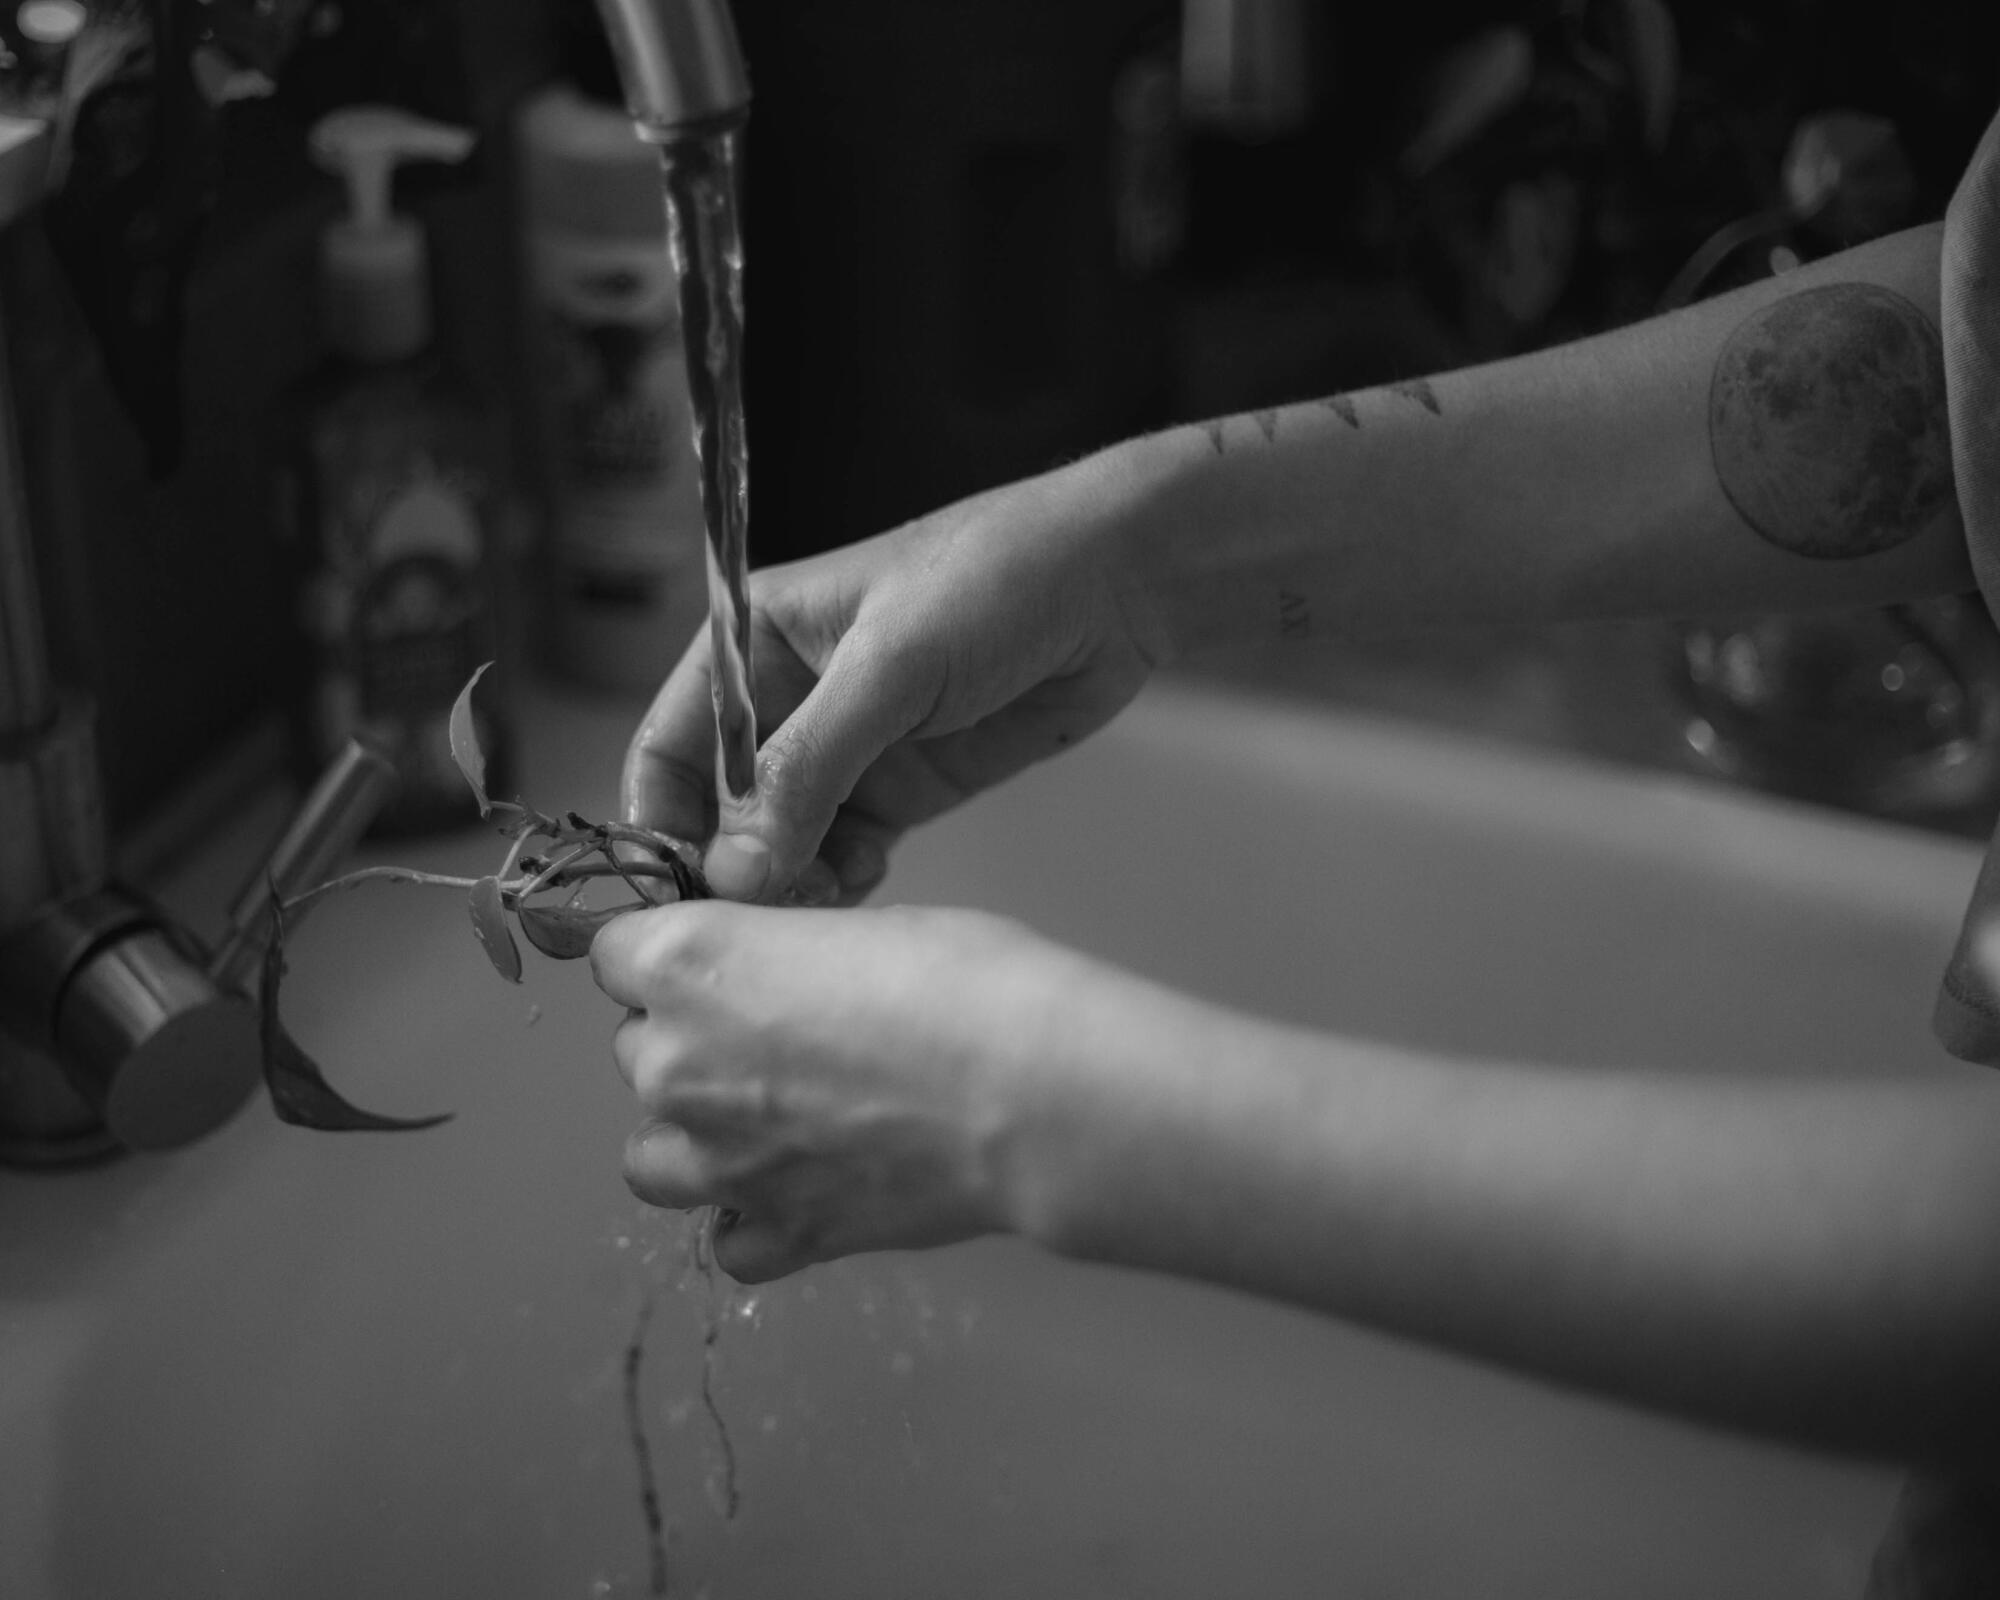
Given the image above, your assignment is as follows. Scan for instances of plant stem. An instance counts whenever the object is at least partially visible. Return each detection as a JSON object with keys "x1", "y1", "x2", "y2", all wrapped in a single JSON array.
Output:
[
  {"x1": 530, "y1": 859, "x2": 690, "y2": 892},
  {"x1": 517, "y1": 840, "x2": 600, "y2": 900},
  {"x1": 278, "y1": 855, "x2": 695, "y2": 924},
  {"x1": 600, "y1": 821, "x2": 703, "y2": 864},
  {"x1": 281, "y1": 865, "x2": 487, "y2": 917}
]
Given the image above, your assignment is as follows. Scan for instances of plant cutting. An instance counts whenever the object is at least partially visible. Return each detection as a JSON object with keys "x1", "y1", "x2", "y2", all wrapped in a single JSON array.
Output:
[{"x1": 258, "y1": 663, "x2": 709, "y2": 1131}]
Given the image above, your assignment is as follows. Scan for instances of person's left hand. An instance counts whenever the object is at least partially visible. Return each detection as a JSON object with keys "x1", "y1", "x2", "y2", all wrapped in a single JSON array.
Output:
[{"x1": 589, "y1": 899, "x2": 1089, "y2": 1281}]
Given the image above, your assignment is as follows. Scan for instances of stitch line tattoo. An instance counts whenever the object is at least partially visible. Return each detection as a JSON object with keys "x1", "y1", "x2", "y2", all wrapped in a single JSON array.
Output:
[
  {"x1": 1389, "y1": 377, "x2": 1441, "y2": 415},
  {"x1": 1202, "y1": 378, "x2": 1442, "y2": 456},
  {"x1": 1708, "y1": 282, "x2": 1952, "y2": 560},
  {"x1": 1278, "y1": 589, "x2": 1312, "y2": 638}
]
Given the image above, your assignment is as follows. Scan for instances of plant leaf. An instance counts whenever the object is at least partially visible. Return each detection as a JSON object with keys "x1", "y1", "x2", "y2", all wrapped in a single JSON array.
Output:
[
  {"x1": 468, "y1": 874, "x2": 523, "y2": 982},
  {"x1": 449, "y1": 662, "x2": 495, "y2": 816},
  {"x1": 259, "y1": 907, "x2": 452, "y2": 1132},
  {"x1": 517, "y1": 900, "x2": 636, "y2": 960}
]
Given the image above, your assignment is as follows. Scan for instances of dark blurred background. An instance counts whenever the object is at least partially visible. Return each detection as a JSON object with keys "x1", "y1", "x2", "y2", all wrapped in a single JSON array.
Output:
[{"x1": 6, "y1": 0, "x2": 1996, "y2": 837}]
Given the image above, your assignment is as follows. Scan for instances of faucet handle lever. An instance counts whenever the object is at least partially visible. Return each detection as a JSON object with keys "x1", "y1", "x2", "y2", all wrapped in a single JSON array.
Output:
[{"x1": 209, "y1": 740, "x2": 399, "y2": 995}]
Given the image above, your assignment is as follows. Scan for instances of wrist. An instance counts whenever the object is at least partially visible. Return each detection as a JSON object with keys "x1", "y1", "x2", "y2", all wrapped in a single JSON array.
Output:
[
  {"x1": 1027, "y1": 430, "x2": 1215, "y2": 670},
  {"x1": 1057, "y1": 420, "x2": 1322, "y2": 663},
  {"x1": 984, "y1": 945, "x2": 1260, "y2": 1261}
]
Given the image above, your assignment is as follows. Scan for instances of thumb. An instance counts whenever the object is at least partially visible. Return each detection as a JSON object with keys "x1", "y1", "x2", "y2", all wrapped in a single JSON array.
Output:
[{"x1": 704, "y1": 629, "x2": 931, "y2": 900}]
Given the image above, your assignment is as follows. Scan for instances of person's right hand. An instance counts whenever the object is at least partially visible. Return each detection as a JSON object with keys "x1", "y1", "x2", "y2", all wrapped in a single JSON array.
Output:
[{"x1": 622, "y1": 462, "x2": 1168, "y2": 903}]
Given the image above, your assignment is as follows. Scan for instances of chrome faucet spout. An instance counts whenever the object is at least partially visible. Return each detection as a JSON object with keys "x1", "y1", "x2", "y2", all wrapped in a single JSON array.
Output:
[{"x1": 591, "y1": 0, "x2": 750, "y2": 138}]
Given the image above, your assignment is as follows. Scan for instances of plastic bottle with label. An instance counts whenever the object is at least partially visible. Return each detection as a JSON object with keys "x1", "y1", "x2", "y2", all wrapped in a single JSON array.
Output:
[
  {"x1": 516, "y1": 22, "x2": 710, "y2": 694},
  {"x1": 280, "y1": 105, "x2": 514, "y2": 836}
]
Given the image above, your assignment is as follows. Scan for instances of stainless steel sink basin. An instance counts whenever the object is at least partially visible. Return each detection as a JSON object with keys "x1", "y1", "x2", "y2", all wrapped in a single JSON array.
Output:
[{"x1": 2, "y1": 677, "x2": 1981, "y2": 1598}]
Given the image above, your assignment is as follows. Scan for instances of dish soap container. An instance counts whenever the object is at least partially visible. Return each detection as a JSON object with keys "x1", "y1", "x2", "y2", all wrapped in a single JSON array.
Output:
[{"x1": 281, "y1": 105, "x2": 515, "y2": 835}]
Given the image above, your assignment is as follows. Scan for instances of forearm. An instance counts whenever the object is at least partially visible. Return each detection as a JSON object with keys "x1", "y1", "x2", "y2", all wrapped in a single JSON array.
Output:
[
  {"x1": 1077, "y1": 224, "x2": 1969, "y2": 656},
  {"x1": 1013, "y1": 972, "x2": 2000, "y2": 1464}
]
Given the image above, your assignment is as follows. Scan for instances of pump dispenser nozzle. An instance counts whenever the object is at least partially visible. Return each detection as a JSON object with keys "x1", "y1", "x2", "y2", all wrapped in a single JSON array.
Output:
[{"x1": 309, "y1": 106, "x2": 477, "y2": 364}]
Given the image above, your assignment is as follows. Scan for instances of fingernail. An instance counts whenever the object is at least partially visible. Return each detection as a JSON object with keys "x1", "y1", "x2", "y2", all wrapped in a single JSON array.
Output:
[{"x1": 706, "y1": 833, "x2": 772, "y2": 899}]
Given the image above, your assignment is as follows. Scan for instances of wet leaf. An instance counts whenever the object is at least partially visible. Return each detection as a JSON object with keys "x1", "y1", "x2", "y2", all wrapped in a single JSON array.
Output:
[
  {"x1": 517, "y1": 900, "x2": 636, "y2": 960},
  {"x1": 259, "y1": 904, "x2": 452, "y2": 1132},
  {"x1": 468, "y1": 874, "x2": 523, "y2": 982},
  {"x1": 449, "y1": 662, "x2": 495, "y2": 816}
]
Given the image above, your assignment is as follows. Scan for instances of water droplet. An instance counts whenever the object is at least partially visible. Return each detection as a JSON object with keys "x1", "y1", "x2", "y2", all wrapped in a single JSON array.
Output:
[{"x1": 890, "y1": 1351, "x2": 914, "y2": 1376}]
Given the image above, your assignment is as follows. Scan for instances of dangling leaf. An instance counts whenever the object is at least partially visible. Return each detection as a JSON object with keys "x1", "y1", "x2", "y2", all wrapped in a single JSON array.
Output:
[
  {"x1": 259, "y1": 904, "x2": 452, "y2": 1132},
  {"x1": 449, "y1": 662, "x2": 496, "y2": 816},
  {"x1": 517, "y1": 900, "x2": 637, "y2": 961},
  {"x1": 468, "y1": 874, "x2": 523, "y2": 982}
]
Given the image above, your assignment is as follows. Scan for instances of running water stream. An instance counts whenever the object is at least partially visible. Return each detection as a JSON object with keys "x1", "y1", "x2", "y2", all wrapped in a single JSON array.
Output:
[
  {"x1": 629, "y1": 127, "x2": 758, "y2": 1599},
  {"x1": 658, "y1": 129, "x2": 758, "y2": 806}
]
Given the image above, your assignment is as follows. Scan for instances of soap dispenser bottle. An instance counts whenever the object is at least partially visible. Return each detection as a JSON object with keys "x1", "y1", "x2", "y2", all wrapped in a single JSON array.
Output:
[{"x1": 281, "y1": 105, "x2": 515, "y2": 836}]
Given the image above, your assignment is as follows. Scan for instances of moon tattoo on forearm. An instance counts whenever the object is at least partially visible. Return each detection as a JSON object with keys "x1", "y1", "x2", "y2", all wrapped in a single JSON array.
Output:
[{"x1": 1709, "y1": 282, "x2": 1954, "y2": 560}]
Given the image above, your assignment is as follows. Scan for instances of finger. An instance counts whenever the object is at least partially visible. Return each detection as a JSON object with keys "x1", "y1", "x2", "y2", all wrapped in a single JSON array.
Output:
[
  {"x1": 707, "y1": 627, "x2": 935, "y2": 900},
  {"x1": 608, "y1": 1015, "x2": 752, "y2": 1121},
  {"x1": 621, "y1": 636, "x2": 721, "y2": 841},
  {"x1": 709, "y1": 1208, "x2": 822, "y2": 1283},
  {"x1": 610, "y1": 1007, "x2": 647, "y2": 1091},
  {"x1": 624, "y1": 1122, "x2": 723, "y2": 1211},
  {"x1": 588, "y1": 902, "x2": 723, "y2": 1011},
  {"x1": 589, "y1": 906, "x2": 662, "y2": 1010}
]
